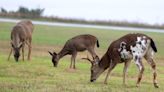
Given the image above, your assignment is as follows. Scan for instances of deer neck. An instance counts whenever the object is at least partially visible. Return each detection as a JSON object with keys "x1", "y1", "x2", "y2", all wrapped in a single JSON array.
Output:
[
  {"x1": 57, "y1": 49, "x2": 69, "y2": 60},
  {"x1": 12, "y1": 34, "x2": 21, "y2": 48},
  {"x1": 98, "y1": 54, "x2": 110, "y2": 70}
]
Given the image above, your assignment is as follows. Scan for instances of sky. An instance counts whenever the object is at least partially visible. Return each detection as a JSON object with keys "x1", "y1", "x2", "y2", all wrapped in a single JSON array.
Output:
[{"x1": 0, "y1": 0, "x2": 164, "y2": 24}]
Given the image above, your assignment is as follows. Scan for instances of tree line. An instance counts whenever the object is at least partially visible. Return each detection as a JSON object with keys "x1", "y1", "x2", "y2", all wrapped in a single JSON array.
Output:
[
  {"x1": 0, "y1": 6, "x2": 164, "y2": 29},
  {"x1": 0, "y1": 6, "x2": 44, "y2": 18}
]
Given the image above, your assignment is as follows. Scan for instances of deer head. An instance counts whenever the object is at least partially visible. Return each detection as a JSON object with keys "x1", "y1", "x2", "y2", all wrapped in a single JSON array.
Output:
[
  {"x1": 48, "y1": 51, "x2": 59, "y2": 67},
  {"x1": 82, "y1": 56, "x2": 105, "y2": 82},
  {"x1": 11, "y1": 42, "x2": 23, "y2": 61}
]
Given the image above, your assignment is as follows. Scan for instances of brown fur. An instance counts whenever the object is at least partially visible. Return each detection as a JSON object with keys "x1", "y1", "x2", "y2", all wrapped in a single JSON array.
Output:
[
  {"x1": 84, "y1": 33, "x2": 158, "y2": 88},
  {"x1": 49, "y1": 34, "x2": 99, "y2": 69},
  {"x1": 8, "y1": 20, "x2": 34, "y2": 61}
]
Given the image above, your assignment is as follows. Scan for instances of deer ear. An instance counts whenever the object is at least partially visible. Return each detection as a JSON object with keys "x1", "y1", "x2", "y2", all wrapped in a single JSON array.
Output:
[
  {"x1": 19, "y1": 43, "x2": 23, "y2": 49},
  {"x1": 53, "y1": 52, "x2": 57, "y2": 56},
  {"x1": 48, "y1": 51, "x2": 53, "y2": 56},
  {"x1": 11, "y1": 42, "x2": 14, "y2": 48}
]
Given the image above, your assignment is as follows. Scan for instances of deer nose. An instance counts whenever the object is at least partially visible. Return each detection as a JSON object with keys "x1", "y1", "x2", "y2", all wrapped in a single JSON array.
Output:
[
  {"x1": 90, "y1": 79, "x2": 96, "y2": 82},
  {"x1": 14, "y1": 58, "x2": 18, "y2": 62},
  {"x1": 54, "y1": 65, "x2": 57, "y2": 67},
  {"x1": 14, "y1": 56, "x2": 18, "y2": 61}
]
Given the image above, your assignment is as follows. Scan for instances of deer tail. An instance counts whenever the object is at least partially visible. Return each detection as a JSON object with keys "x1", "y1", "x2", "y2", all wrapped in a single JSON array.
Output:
[
  {"x1": 96, "y1": 40, "x2": 100, "y2": 48},
  {"x1": 150, "y1": 39, "x2": 157, "y2": 53}
]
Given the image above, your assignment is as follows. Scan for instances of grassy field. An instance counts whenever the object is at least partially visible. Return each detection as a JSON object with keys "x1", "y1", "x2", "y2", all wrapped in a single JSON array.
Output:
[{"x1": 0, "y1": 21, "x2": 164, "y2": 92}]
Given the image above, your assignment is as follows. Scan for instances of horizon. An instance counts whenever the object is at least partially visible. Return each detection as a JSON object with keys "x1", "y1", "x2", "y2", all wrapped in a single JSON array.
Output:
[{"x1": 0, "y1": 0, "x2": 164, "y2": 25}]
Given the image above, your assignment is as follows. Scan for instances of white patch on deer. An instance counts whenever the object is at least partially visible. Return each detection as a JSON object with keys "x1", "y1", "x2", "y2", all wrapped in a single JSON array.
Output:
[
  {"x1": 135, "y1": 57, "x2": 142, "y2": 71},
  {"x1": 131, "y1": 36, "x2": 149, "y2": 68},
  {"x1": 143, "y1": 36, "x2": 146, "y2": 39},
  {"x1": 120, "y1": 49, "x2": 130, "y2": 59},
  {"x1": 151, "y1": 50, "x2": 154, "y2": 56},
  {"x1": 131, "y1": 36, "x2": 149, "y2": 57},
  {"x1": 118, "y1": 42, "x2": 131, "y2": 60}
]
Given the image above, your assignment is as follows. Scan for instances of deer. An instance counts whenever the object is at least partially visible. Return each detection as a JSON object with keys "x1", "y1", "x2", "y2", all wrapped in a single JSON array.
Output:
[
  {"x1": 8, "y1": 20, "x2": 34, "y2": 61},
  {"x1": 82, "y1": 33, "x2": 159, "y2": 88},
  {"x1": 48, "y1": 34, "x2": 100, "y2": 69}
]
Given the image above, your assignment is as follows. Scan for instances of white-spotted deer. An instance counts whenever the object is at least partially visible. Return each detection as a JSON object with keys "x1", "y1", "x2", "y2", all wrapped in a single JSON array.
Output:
[
  {"x1": 48, "y1": 34, "x2": 99, "y2": 69},
  {"x1": 8, "y1": 20, "x2": 34, "y2": 61},
  {"x1": 82, "y1": 33, "x2": 159, "y2": 88}
]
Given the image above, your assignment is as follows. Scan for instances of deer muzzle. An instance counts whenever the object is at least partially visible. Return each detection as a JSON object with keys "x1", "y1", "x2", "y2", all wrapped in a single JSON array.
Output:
[
  {"x1": 53, "y1": 64, "x2": 58, "y2": 67},
  {"x1": 90, "y1": 79, "x2": 96, "y2": 82}
]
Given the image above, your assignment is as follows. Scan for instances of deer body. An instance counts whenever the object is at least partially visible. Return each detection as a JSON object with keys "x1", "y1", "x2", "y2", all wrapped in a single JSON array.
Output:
[
  {"x1": 84, "y1": 33, "x2": 158, "y2": 88},
  {"x1": 8, "y1": 20, "x2": 34, "y2": 61},
  {"x1": 49, "y1": 34, "x2": 99, "y2": 69}
]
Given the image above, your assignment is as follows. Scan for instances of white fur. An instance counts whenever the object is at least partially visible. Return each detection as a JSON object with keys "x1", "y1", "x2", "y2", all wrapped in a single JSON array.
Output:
[
  {"x1": 135, "y1": 59, "x2": 142, "y2": 71},
  {"x1": 120, "y1": 49, "x2": 130, "y2": 59},
  {"x1": 131, "y1": 36, "x2": 149, "y2": 60},
  {"x1": 118, "y1": 41, "x2": 131, "y2": 60}
]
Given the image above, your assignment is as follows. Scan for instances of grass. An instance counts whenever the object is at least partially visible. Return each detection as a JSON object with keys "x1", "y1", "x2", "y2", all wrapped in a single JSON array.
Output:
[{"x1": 0, "y1": 21, "x2": 164, "y2": 92}]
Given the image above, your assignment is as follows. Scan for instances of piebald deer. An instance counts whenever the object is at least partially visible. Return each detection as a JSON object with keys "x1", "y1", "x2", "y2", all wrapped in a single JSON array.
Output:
[
  {"x1": 49, "y1": 34, "x2": 99, "y2": 69},
  {"x1": 83, "y1": 33, "x2": 159, "y2": 88},
  {"x1": 8, "y1": 20, "x2": 34, "y2": 61}
]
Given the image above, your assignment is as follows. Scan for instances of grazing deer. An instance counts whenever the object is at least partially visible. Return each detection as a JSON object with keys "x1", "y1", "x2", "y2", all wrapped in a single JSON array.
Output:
[
  {"x1": 82, "y1": 33, "x2": 159, "y2": 88},
  {"x1": 8, "y1": 20, "x2": 34, "y2": 61},
  {"x1": 48, "y1": 34, "x2": 100, "y2": 69}
]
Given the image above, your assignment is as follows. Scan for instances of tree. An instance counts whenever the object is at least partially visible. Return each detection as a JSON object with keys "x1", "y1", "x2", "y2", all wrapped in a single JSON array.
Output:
[
  {"x1": 17, "y1": 6, "x2": 44, "y2": 18},
  {"x1": 18, "y1": 6, "x2": 29, "y2": 14},
  {"x1": 31, "y1": 8, "x2": 44, "y2": 17},
  {"x1": 1, "y1": 8, "x2": 7, "y2": 13}
]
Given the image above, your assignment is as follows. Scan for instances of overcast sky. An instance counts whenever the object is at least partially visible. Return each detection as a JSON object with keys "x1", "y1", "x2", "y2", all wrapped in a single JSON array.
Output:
[{"x1": 0, "y1": 0, "x2": 164, "y2": 24}]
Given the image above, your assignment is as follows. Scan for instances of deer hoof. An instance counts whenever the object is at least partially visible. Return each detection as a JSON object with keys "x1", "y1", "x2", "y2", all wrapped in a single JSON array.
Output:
[
  {"x1": 154, "y1": 83, "x2": 159, "y2": 88},
  {"x1": 136, "y1": 84, "x2": 140, "y2": 88},
  {"x1": 73, "y1": 67, "x2": 76, "y2": 69},
  {"x1": 122, "y1": 83, "x2": 127, "y2": 87},
  {"x1": 104, "y1": 82, "x2": 108, "y2": 85}
]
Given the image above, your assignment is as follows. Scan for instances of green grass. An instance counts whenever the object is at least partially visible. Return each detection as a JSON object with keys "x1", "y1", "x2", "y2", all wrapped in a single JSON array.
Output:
[{"x1": 0, "y1": 22, "x2": 164, "y2": 92}]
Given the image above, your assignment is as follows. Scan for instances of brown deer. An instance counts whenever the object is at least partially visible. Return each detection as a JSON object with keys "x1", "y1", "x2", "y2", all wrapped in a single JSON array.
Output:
[
  {"x1": 8, "y1": 20, "x2": 34, "y2": 61},
  {"x1": 48, "y1": 34, "x2": 100, "y2": 69},
  {"x1": 82, "y1": 33, "x2": 159, "y2": 88}
]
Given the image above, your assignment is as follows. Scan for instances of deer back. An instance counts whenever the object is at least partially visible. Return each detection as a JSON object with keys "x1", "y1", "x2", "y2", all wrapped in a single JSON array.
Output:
[{"x1": 62, "y1": 34, "x2": 98, "y2": 52}]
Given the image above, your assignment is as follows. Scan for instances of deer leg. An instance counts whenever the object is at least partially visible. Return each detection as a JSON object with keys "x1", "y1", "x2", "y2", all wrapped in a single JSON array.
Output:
[
  {"x1": 8, "y1": 48, "x2": 13, "y2": 61},
  {"x1": 70, "y1": 55, "x2": 73, "y2": 68},
  {"x1": 135, "y1": 58, "x2": 144, "y2": 87},
  {"x1": 145, "y1": 57, "x2": 159, "y2": 88},
  {"x1": 104, "y1": 61, "x2": 117, "y2": 84},
  {"x1": 144, "y1": 48, "x2": 159, "y2": 88},
  {"x1": 28, "y1": 44, "x2": 31, "y2": 61},
  {"x1": 22, "y1": 44, "x2": 25, "y2": 61},
  {"x1": 70, "y1": 52, "x2": 77, "y2": 69},
  {"x1": 123, "y1": 60, "x2": 131, "y2": 86},
  {"x1": 73, "y1": 52, "x2": 77, "y2": 69},
  {"x1": 26, "y1": 39, "x2": 32, "y2": 61}
]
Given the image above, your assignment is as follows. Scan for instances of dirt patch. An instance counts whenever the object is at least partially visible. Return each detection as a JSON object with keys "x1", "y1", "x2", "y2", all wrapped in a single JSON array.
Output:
[{"x1": 64, "y1": 68, "x2": 79, "y2": 73}]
